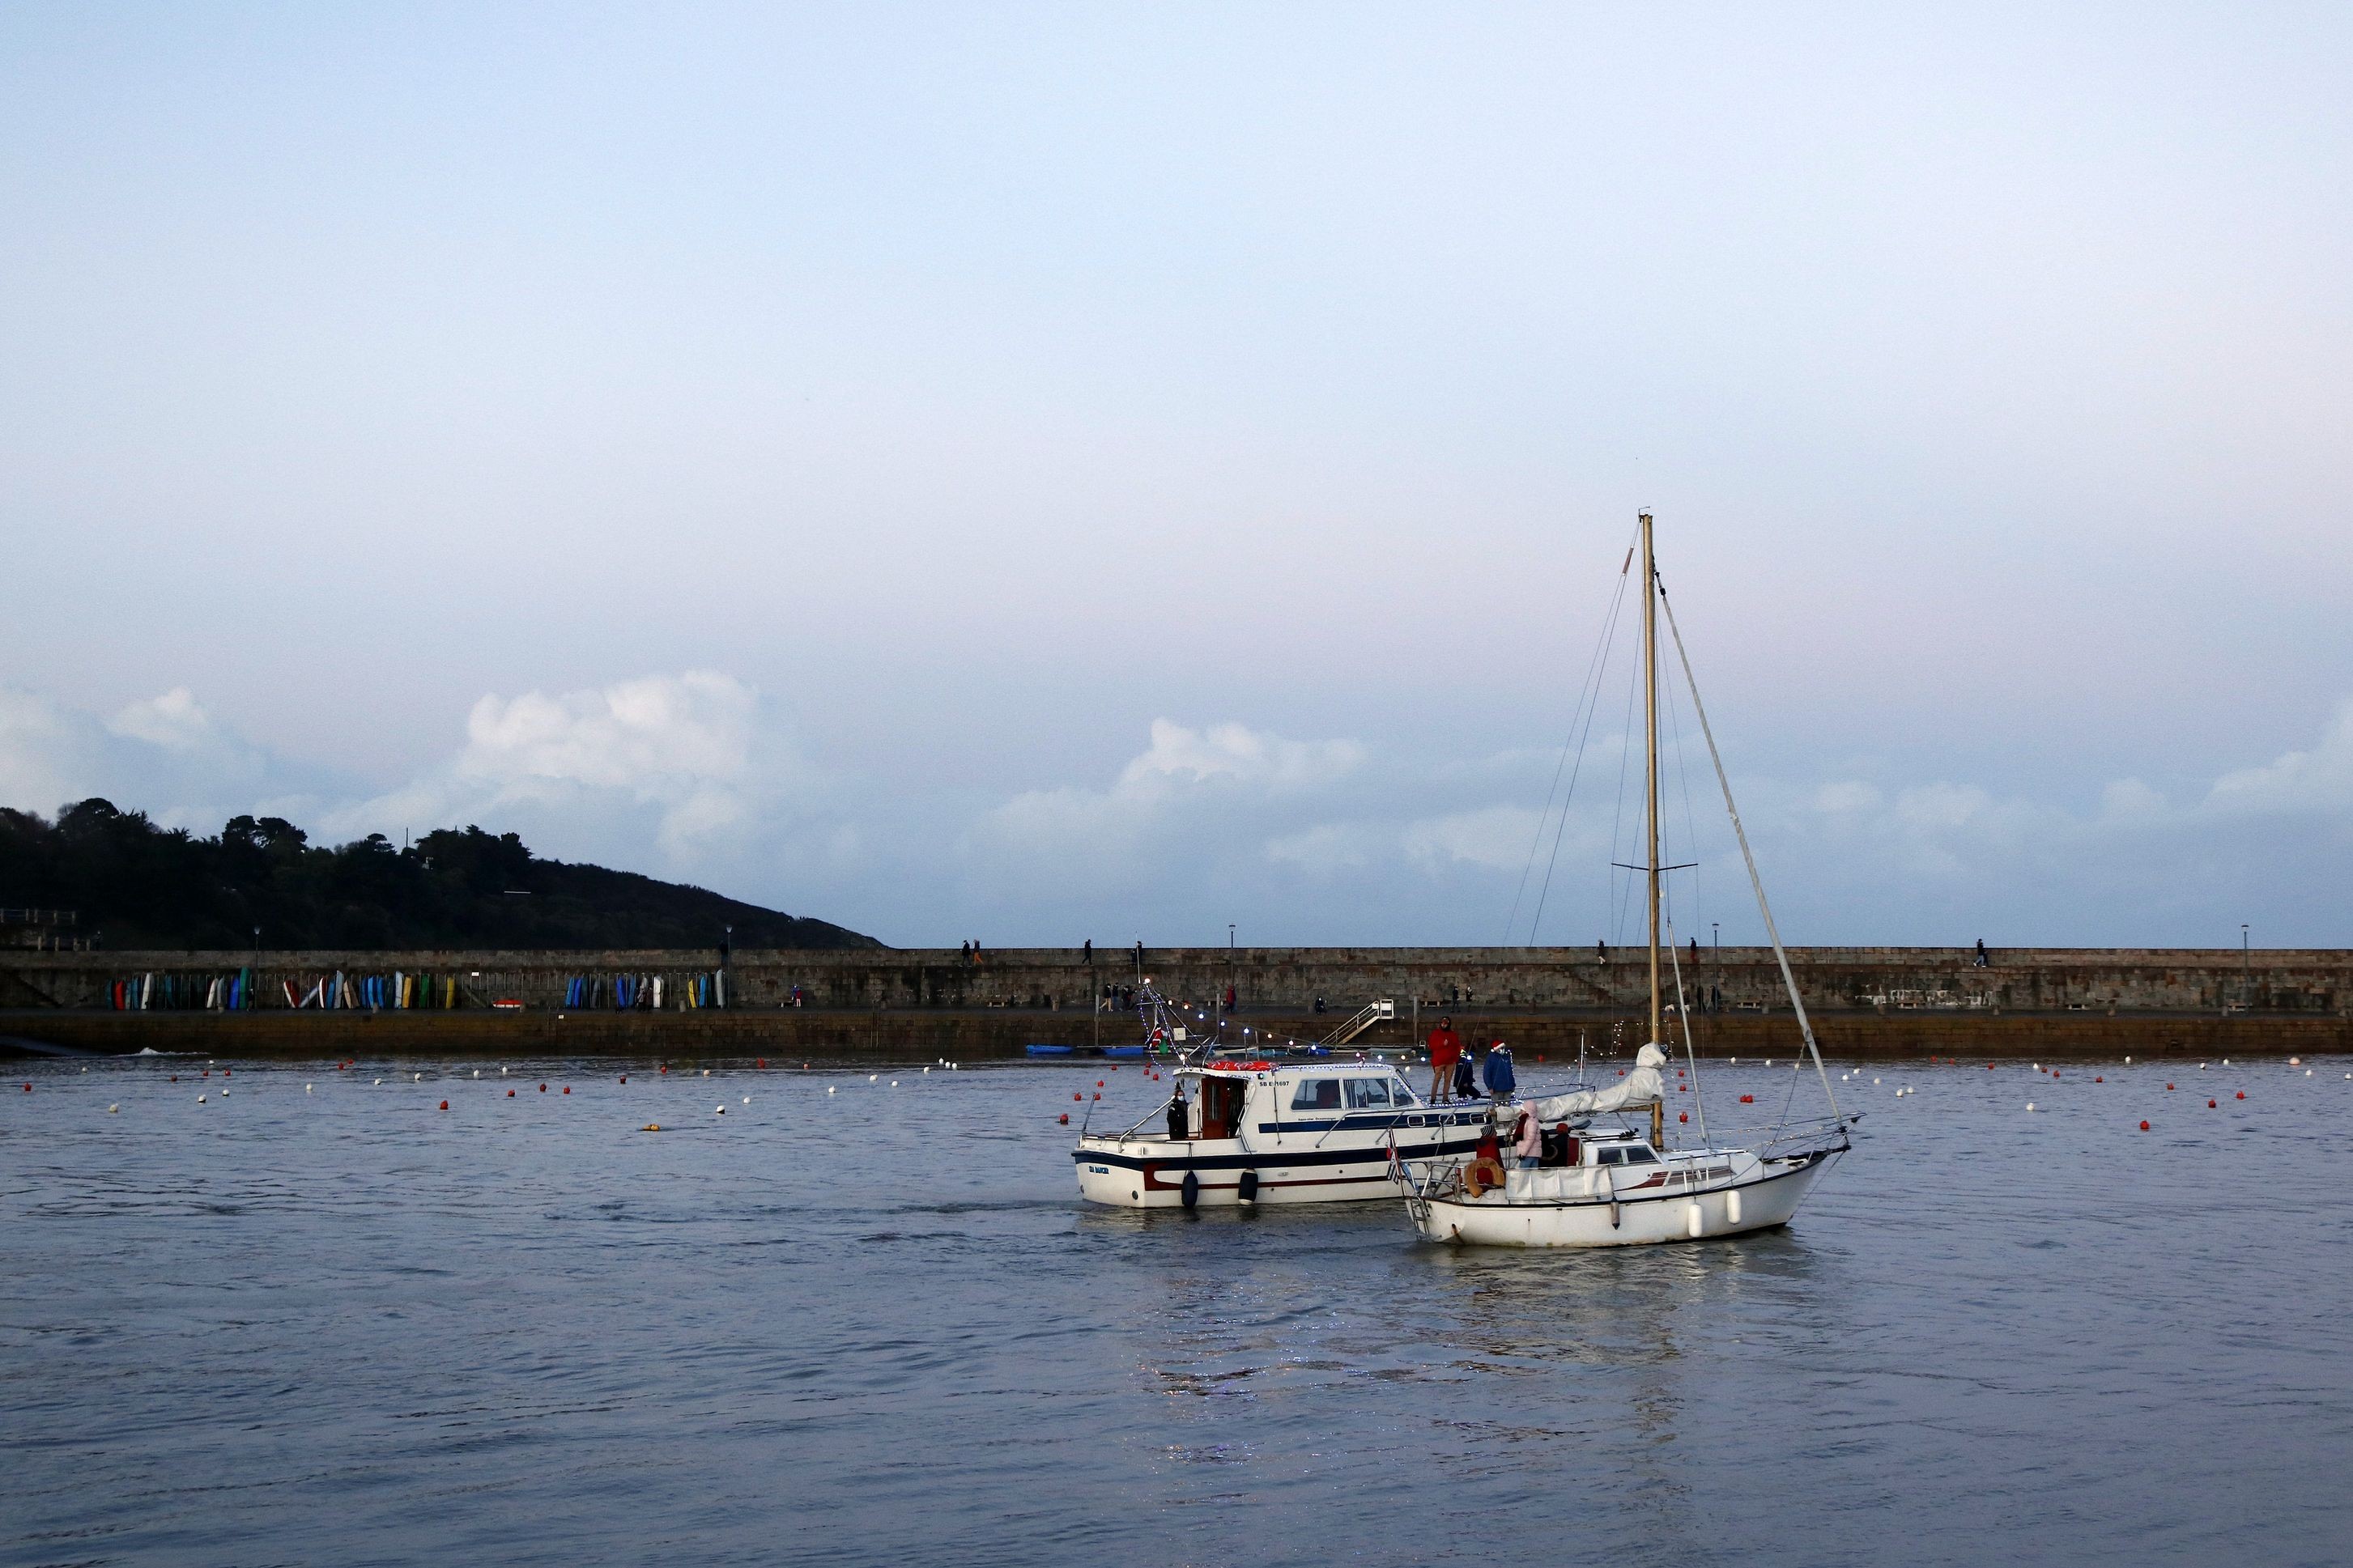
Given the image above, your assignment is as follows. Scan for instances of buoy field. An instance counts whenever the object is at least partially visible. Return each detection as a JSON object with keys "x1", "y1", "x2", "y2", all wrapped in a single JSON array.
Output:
[{"x1": 7, "y1": 1047, "x2": 2353, "y2": 1564}]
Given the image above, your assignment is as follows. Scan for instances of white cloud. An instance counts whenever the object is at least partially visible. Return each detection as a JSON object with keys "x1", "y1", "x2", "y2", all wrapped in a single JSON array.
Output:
[
  {"x1": 1812, "y1": 780, "x2": 1883, "y2": 814},
  {"x1": 2098, "y1": 777, "x2": 2170, "y2": 824},
  {"x1": 0, "y1": 685, "x2": 289, "y2": 829},
  {"x1": 324, "y1": 671, "x2": 806, "y2": 865},
  {"x1": 1119, "y1": 719, "x2": 1364, "y2": 795},
  {"x1": 1266, "y1": 822, "x2": 1374, "y2": 873},
  {"x1": 109, "y1": 687, "x2": 234, "y2": 754},
  {"x1": 1892, "y1": 782, "x2": 1993, "y2": 833},
  {"x1": 981, "y1": 718, "x2": 1368, "y2": 869},
  {"x1": 0, "y1": 688, "x2": 103, "y2": 813},
  {"x1": 1401, "y1": 805, "x2": 1547, "y2": 873},
  {"x1": 2205, "y1": 698, "x2": 2353, "y2": 814},
  {"x1": 9, "y1": 676, "x2": 2353, "y2": 944},
  {"x1": 457, "y1": 672, "x2": 755, "y2": 795}
]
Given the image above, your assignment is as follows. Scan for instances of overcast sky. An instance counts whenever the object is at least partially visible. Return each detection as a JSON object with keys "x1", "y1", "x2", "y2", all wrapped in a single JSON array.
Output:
[{"x1": 3, "y1": 5, "x2": 2349, "y2": 948}]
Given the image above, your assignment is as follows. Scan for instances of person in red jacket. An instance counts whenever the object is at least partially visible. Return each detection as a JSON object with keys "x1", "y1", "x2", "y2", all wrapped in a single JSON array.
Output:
[{"x1": 1426, "y1": 1016, "x2": 1463, "y2": 1104}]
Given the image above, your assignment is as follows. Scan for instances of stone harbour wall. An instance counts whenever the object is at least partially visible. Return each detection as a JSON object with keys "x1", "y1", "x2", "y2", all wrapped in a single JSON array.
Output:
[{"x1": 3, "y1": 943, "x2": 2346, "y2": 1016}]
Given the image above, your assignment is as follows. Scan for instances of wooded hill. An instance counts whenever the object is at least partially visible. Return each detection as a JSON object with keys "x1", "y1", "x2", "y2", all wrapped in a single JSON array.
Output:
[{"x1": 0, "y1": 799, "x2": 879, "y2": 952}]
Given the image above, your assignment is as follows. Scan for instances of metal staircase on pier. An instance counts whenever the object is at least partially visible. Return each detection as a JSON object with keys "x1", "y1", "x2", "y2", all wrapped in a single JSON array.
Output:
[{"x1": 1318, "y1": 999, "x2": 1395, "y2": 1051}]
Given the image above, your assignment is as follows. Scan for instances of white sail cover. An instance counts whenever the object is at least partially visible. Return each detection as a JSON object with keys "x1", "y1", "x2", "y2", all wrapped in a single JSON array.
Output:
[{"x1": 1525, "y1": 1043, "x2": 1668, "y2": 1120}]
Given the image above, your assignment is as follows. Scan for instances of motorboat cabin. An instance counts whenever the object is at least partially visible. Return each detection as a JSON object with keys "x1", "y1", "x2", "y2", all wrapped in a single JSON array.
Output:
[{"x1": 1074, "y1": 1056, "x2": 1493, "y2": 1209}]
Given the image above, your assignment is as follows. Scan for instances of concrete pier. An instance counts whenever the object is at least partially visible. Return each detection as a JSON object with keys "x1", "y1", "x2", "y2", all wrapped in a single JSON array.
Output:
[{"x1": 4, "y1": 944, "x2": 2347, "y2": 1058}]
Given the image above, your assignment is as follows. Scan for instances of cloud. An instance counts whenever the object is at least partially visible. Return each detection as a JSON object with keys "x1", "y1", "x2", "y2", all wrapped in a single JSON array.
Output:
[
  {"x1": 0, "y1": 688, "x2": 104, "y2": 814},
  {"x1": 1401, "y1": 805, "x2": 1547, "y2": 873},
  {"x1": 0, "y1": 685, "x2": 297, "y2": 830},
  {"x1": 109, "y1": 687, "x2": 241, "y2": 755},
  {"x1": 2205, "y1": 698, "x2": 2353, "y2": 814},
  {"x1": 979, "y1": 718, "x2": 1368, "y2": 875},
  {"x1": 1266, "y1": 822, "x2": 1374, "y2": 873},
  {"x1": 9, "y1": 676, "x2": 2353, "y2": 944},
  {"x1": 1119, "y1": 719, "x2": 1364, "y2": 794},
  {"x1": 1812, "y1": 780, "x2": 1883, "y2": 814},
  {"x1": 324, "y1": 671, "x2": 814, "y2": 865}
]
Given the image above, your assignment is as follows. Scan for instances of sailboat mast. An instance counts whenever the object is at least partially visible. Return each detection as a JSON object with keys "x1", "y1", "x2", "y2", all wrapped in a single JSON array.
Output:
[
  {"x1": 1641, "y1": 511, "x2": 1661, "y2": 1047},
  {"x1": 1642, "y1": 512, "x2": 1666, "y2": 1152}
]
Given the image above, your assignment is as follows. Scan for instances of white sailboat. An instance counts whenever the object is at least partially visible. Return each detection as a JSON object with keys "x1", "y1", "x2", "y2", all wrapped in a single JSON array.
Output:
[{"x1": 1405, "y1": 512, "x2": 1852, "y2": 1247}]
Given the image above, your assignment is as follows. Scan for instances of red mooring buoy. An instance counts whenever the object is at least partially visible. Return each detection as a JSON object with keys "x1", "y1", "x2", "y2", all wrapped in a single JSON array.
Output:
[
  {"x1": 1058, "y1": 1113, "x2": 1069, "y2": 1124},
  {"x1": 2209, "y1": 1099, "x2": 2218, "y2": 1107},
  {"x1": 440, "y1": 1100, "x2": 449, "y2": 1111},
  {"x1": 2237, "y1": 1090, "x2": 2246, "y2": 1099},
  {"x1": 2139, "y1": 1120, "x2": 2150, "y2": 1131},
  {"x1": 539, "y1": 1083, "x2": 547, "y2": 1093}
]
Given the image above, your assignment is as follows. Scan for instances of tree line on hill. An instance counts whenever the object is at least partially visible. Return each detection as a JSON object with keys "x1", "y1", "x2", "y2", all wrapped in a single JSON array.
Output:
[{"x1": 0, "y1": 798, "x2": 880, "y2": 952}]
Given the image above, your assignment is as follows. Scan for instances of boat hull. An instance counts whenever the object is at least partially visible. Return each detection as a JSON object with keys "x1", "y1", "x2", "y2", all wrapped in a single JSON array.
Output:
[
  {"x1": 1074, "y1": 1129, "x2": 1487, "y2": 1209},
  {"x1": 1411, "y1": 1149, "x2": 1836, "y2": 1247}
]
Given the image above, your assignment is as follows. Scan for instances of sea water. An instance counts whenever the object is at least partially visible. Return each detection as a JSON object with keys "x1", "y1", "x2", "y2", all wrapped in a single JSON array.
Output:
[{"x1": 4, "y1": 1053, "x2": 2351, "y2": 1566}]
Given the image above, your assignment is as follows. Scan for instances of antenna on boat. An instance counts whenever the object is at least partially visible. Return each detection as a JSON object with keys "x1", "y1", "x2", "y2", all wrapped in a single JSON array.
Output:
[{"x1": 1641, "y1": 511, "x2": 1666, "y2": 1154}]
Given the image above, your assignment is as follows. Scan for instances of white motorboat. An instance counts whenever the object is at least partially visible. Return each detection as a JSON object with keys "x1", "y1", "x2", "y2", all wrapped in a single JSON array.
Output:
[
  {"x1": 1074, "y1": 1056, "x2": 1493, "y2": 1208},
  {"x1": 1406, "y1": 511, "x2": 1853, "y2": 1247}
]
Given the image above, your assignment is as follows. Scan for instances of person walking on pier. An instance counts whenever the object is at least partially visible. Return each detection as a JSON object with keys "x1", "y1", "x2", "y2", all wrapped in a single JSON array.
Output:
[{"x1": 1426, "y1": 1015, "x2": 1463, "y2": 1103}]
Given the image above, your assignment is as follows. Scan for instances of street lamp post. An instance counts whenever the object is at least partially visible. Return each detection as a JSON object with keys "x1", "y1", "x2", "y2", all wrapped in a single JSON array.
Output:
[{"x1": 1227, "y1": 923, "x2": 1236, "y2": 1022}]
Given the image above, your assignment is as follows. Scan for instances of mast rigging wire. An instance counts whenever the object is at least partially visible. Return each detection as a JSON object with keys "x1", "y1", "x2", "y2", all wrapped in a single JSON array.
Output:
[{"x1": 1509, "y1": 525, "x2": 1640, "y2": 945}]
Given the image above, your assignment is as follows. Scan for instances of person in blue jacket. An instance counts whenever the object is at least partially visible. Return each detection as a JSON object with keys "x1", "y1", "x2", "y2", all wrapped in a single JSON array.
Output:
[{"x1": 1482, "y1": 1040, "x2": 1517, "y2": 1102}]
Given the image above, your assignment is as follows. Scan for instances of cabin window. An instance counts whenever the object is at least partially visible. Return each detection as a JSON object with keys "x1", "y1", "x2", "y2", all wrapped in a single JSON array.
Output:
[
  {"x1": 1291, "y1": 1079, "x2": 1342, "y2": 1111},
  {"x1": 1623, "y1": 1145, "x2": 1659, "y2": 1164},
  {"x1": 1345, "y1": 1078, "x2": 1392, "y2": 1110},
  {"x1": 1389, "y1": 1080, "x2": 1421, "y2": 1106},
  {"x1": 1596, "y1": 1146, "x2": 1625, "y2": 1166}
]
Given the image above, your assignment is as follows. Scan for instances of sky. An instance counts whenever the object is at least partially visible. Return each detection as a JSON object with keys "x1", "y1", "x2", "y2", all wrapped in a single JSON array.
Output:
[{"x1": 2, "y1": 4, "x2": 2349, "y2": 949}]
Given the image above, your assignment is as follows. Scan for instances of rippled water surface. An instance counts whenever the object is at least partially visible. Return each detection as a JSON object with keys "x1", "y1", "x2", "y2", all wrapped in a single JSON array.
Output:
[{"x1": 6, "y1": 1049, "x2": 2352, "y2": 1566}]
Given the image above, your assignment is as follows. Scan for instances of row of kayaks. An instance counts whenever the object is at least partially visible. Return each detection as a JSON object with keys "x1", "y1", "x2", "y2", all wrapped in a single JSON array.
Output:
[
  {"x1": 564, "y1": 973, "x2": 727, "y2": 1009},
  {"x1": 108, "y1": 971, "x2": 260, "y2": 1010},
  {"x1": 103, "y1": 970, "x2": 734, "y2": 1011}
]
